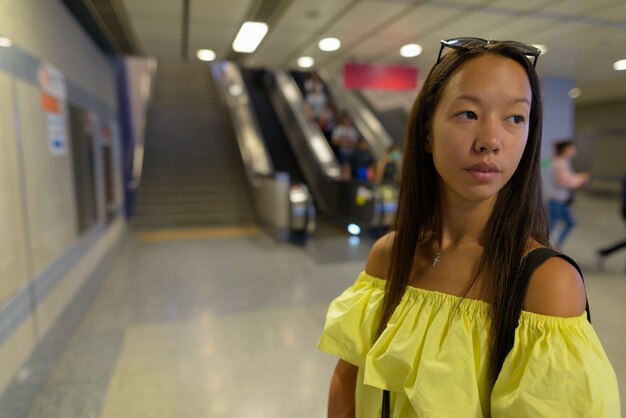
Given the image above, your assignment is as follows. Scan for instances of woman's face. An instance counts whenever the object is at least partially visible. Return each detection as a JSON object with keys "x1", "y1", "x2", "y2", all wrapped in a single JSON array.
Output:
[{"x1": 428, "y1": 54, "x2": 532, "y2": 204}]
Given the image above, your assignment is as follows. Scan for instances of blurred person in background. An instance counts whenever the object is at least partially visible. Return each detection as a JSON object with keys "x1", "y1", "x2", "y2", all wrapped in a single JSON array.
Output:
[
  {"x1": 376, "y1": 144, "x2": 402, "y2": 184},
  {"x1": 347, "y1": 137, "x2": 376, "y2": 182},
  {"x1": 305, "y1": 79, "x2": 327, "y2": 121},
  {"x1": 331, "y1": 113, "x2": 359, "y2": 178},
  {"x1": 548, "y1": 140, "x2": 590, "y2": 250}
]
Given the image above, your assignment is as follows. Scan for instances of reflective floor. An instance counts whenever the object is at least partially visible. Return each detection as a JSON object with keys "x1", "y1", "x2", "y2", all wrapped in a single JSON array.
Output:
[{"x1": 0, "y1": 193, "x2": 624, "y2": 417}]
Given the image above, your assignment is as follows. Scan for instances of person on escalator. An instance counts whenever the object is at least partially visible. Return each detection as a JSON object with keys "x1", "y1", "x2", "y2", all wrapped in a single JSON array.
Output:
[
  {"x1": 305, "y1": 80, "x2": 327, "y2": 121},
  {"x1": 304, "y1": 73, "x2": 323, "y2": 94},
  {"x1": 376, "y1": 144, "x2": 402, "y2": 184},
  {"x1": 331, "y1": 113, "x2": 359, "y2": 178},
  {"x1": 347, "y1": 138, "x2": 376, "y2": 182},
  {"x1": 318, "y1": 103, "x2": 337, "y2": 142}
]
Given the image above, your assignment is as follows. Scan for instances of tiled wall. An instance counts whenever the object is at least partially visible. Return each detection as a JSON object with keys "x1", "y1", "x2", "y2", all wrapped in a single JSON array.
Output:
[
  {"x1": 17, "y1": 79, "x2": 78, "y2": 276},
  {"x1": 0, "y1": 0, "x2": 126, "y2": 394},
  {"x1": 0, "y1": 0, "x2": 116, "y2": 109},
  {"x1": 0, "y1": 72, "x2": 28, "y2": 306}
]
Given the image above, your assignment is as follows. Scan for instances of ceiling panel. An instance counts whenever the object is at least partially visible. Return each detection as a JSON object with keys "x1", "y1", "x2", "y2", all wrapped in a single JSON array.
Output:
[
  {"x1": 130, "y1": 16, "x2": 181, "y2": 43},
  {"x1": 489, "y1": 0, "x2": 567, "y2": 12},
  {"x1": 188, "y1": 21, "x2": 241, "y2": 58},
  {"x1": 190, "y1": 0, "x2": 254, "y2": 21},
  {"x1": 248, "y1": 27, "x2": 323, "y2": 67},
  {"x1": 429, "y1": 0, "x2": 496, "y2": 7},
  {"x1": 350, "y1": 4, "x2": 459, "y2": 52},
  {"x1": 275, "y1": 0, "x2": 358, "y2": 32},
  {"x1": 319, "y1": 1, "x2": 411, "y2": 44},
  {"x1": 586, "y1": 2, "x2": 626, "y2": 22},
  {"x1": 539, "y1": 0, "x2": 619, "y2": 17},
  {"x1": 480, "y1": 17, "x2": 554, "y2": 41},
  {"x1": 123, "y1": 0, "x2": 181, "y2": 16},
  {"x1": 348, "y1": 5, "x2": 463, "y2": 60}
]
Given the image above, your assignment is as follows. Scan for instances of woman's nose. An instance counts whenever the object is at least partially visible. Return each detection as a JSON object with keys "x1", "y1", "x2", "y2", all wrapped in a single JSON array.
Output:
[{"x1": 474, "y1": 117, "x2": 501, "y2": 154}]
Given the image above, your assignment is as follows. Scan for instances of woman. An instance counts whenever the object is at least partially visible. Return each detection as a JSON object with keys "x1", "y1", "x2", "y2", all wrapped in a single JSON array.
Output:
[{"x1": 318, "y1": 38, "x2": 620, "y2": 417}]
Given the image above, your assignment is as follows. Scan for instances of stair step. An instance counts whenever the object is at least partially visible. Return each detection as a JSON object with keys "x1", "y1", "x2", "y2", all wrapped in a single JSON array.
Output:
[
  {"x1": 134, "y1": 200, "x2": 253, "y2": 215},
  {"x1": 135, "y1": 193, "x2": 252, "y2": 204},
  {"x1": 132, "y1": 211, "x2": 257, "y2": 227},
  {"x1": 135, "y1": 62, "x2": 255, "y2": 228}
]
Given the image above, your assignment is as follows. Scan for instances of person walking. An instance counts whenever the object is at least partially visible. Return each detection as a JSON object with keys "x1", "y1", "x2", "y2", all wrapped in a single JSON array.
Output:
[{"x1": 547, "y1": 140, "x2": 590, "y2": 250}]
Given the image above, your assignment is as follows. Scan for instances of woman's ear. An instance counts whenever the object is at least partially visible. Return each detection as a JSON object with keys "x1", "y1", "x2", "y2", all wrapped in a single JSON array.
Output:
[{"x1": 424, "y1": 133, "x2": 433, "y2": 153}]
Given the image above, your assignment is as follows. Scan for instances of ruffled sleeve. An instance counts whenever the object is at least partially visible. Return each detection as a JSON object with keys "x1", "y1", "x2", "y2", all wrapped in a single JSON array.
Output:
[
  {"x1": 492, "y1": 311, "x2": 621, "y2": 418},
  {"x1": 317, "y1": 273, "x2": 385, "y2": 367}
]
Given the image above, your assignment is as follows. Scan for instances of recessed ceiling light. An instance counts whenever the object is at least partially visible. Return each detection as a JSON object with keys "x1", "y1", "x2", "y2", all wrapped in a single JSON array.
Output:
[
  {"x1": 0, "y1": 37, "x2": 12, "y2": 47},
  {"x1": 613, "y1": 59, "x2": 626, "y2": 71},
  {"x1": 532, "y1": 44, "x2": 548, "y2": 54},
  {"x1": 568, "y1": 88, "x2": 581, "y2": 99},
  {"x1": 400, "y1": 43, "x2": 422, "y2": 58},
  {"x1": 297, "y1": 56, "x2": 315, "y2": 68},
  {"x1": 318, "y1": 37, "x2": 341, "y2": 52},
  {"x1": 233, "y1": 22, "x2": 268, "y2": 53},
  {"x1": 196, "y1": 49, "x2": 216, "y2": 62}
]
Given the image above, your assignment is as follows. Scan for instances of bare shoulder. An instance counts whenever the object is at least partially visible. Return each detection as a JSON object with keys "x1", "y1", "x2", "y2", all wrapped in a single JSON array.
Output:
[
  {"x1": 364, "y1": 232, "x2": 395, "y2": 280},
  {"x1": 523, "y1": 251, "x2": 587, "y2": 317}
]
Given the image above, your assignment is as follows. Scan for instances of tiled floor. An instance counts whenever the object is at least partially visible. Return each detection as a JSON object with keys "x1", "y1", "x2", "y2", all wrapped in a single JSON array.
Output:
[{"x1": 2, "y1": 193, "x2": 624, "y2": 417}]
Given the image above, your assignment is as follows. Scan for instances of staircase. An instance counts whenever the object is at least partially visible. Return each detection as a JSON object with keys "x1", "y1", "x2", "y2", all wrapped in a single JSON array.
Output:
[{"x1": 133, "y1": 62, "x2": 256, "y2": 228}]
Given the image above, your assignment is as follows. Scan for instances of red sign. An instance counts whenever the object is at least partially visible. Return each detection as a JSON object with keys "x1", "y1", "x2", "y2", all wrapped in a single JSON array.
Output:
[
  {"x1": 41, "y1": 93, "x2": 60, "y2": 113},
  {"x1": 343, "y1": 62, "x2": 418, "y2": 91}
]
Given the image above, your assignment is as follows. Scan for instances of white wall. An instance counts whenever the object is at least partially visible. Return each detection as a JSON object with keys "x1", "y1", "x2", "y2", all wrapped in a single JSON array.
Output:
[{"x1": 0, "y1": 0, "x2": 125, "y2": 394}]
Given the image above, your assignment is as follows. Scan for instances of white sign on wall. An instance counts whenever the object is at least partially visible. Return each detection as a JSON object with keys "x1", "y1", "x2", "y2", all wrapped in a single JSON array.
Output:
[
  {"x1": 47, "y1": 112, "x2": 67, "y2": 156},
  {"x1": 38, "y1": 62, "x2": 68, "y2": 156}
]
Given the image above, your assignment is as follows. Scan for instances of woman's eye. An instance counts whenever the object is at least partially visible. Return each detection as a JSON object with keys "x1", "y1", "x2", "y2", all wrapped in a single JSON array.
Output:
[
  {"x1": 507, "y1": 115, "x2": 525, "y2": 124},
  {"x1": 456, "y1": 111, "x2": 477, "y2": 120}
]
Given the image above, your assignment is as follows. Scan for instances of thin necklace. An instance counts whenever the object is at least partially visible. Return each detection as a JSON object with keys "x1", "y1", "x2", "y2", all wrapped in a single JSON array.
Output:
[{"x1": 432, "y1": 238, "x2": 481, "y2": 267}]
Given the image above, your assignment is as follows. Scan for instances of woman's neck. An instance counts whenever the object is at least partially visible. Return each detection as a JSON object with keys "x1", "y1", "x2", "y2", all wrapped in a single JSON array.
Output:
[{"x1": 437, "y1": 195, "x2": 495, "y2": 249}]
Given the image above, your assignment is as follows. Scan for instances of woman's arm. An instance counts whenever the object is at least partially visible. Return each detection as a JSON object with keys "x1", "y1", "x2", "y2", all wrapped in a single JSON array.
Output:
[{"x1": 328, "y1": 359, "x2": 358, "y2": 418}]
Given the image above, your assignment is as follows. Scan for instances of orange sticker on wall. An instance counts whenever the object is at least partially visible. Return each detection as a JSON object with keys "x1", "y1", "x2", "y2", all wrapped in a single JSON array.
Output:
[{"x1": 41, "y1": 93, "x2": 60, "y2": 113}]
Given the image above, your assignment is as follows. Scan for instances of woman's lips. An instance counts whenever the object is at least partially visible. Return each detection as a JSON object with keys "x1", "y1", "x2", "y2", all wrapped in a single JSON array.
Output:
[{"x1": 465, "y1": 162, "x2": 500, "y2": 182}]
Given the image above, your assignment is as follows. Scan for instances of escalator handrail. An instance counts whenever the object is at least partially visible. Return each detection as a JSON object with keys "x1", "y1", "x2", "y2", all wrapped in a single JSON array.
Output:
[
  {"x1": 271, "y1": 70, "x2": 342, "y2": 181},
  {"x1": 210, "y1": 61, "x2": 274, "y2": 181},
  {"x1": 318, "y1": 69, "x2": 394, "y2": 161}
]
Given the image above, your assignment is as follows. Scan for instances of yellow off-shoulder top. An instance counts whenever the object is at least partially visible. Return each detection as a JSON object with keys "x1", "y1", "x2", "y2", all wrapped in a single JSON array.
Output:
[{"x1": 318, "y1": 272, "x2": 620, "y2": 417}]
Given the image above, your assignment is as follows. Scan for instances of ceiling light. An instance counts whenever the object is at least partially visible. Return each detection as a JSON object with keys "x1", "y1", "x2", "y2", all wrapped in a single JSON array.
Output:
[
  {"x1": 196, "y1": 49, "x2": 216, "y2": 62},
  {"x1": 400, "y1": 43, "x2": 422, "y2": 58},
  {"x1": 232, "y1": 22, "x2": 268, "y2": 53},
  {"x1": 297, "y1": 56, "x2": 315, "y2": 68},
  {"x1": 0, "y1": 37, "x2": 12, "y2": 47},
  {"x1": 568, "y1": 88, "x2": 581, "y2": 99},
  {"x1": 613, "y1": 59, "x2": 626, "y2": 71},
  {"x1": 318, "y1": 37, "x2": 341, "y2": 52},
  {"x1": 532, "y1": 44, "x2": 548, "y2": 54}
]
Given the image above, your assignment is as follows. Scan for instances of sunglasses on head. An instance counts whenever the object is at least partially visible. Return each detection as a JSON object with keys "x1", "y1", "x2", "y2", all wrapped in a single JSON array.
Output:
[{"x1": 436, "y1": 37, "x2": 542, "y2": 68}]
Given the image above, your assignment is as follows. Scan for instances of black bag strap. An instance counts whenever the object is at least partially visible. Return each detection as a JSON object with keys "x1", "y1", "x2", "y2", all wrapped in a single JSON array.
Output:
[
  {"x1": 381, "y1": 389, "x2": 390, "y2": 418},
  {"x1": 381, "y1": 248, "x2": 591, "y2": 418},
  {"x1": 515, "y1": 247, "x2": 591, "y2": 324}
]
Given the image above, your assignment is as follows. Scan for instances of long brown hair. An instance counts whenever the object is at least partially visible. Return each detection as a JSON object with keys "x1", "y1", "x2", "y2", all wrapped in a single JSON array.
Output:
[{"x1": 376, "y1": 41, "x2": 549, "y2": 383}]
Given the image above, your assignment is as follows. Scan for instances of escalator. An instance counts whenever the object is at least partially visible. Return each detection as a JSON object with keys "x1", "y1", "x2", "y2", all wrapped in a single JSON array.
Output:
[
  {"x1": 353, "y1": 90, "x2": 408, "y2": 146},
  {"x1": 240, "y1": 68, "x2": 305, "y2": 184},
  {"x1": 265, "y1": 70, "x2": 398, "y2": 231},
  {"x1": 210, "y1": 61, "x2": 315, "y2": 242}
]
